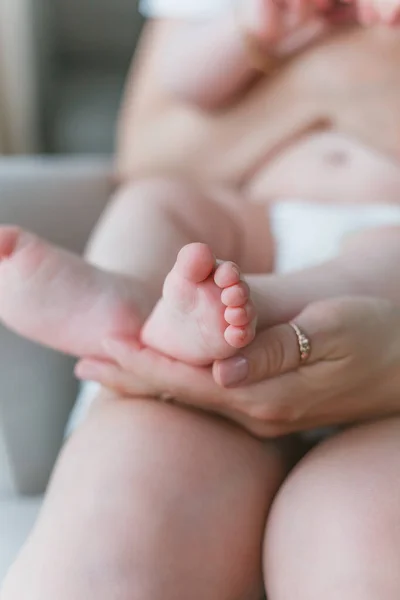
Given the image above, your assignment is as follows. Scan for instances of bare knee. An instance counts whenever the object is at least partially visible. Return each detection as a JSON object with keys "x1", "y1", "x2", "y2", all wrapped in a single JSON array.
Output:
[
  {"x1": 89, "y1": 176, "x2": 202, "y2": 242},
  {"x1": 105, "y1": 176, "x2": 230, "y2": 228},
  {"x1": 113, "y1": 176, "x2": 201, "y2": 209},
  {"x1": 107, "y1": 177, "x2": 272, "y2": 272},
  {"x1": 265, "y1": 418, "x2": 400, "y2": 599},
  {"x1": 86, "y1": 175, "x2": 242, "y2": 267},
  {"x1": 4, "y1": 398, "x2": 286, "y2": 600}
]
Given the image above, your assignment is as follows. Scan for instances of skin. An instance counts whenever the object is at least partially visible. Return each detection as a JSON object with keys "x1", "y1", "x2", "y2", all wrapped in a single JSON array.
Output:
[
  {"x1": 4, "y1": 13, "x2": 400, "y2": 600},
  {"x1": 77, "y1": 296, "x2": 400, "y2": 437},
  {"x1": 159, "y1": 0, "x2": 331, "y2": 110},
  {"x1": 117, "y1": 24, "x2": 400, "y2": 189}
]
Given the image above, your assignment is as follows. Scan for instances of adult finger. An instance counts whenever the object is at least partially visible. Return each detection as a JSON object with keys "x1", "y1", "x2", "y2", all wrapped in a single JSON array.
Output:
[
  {"x1": 75, "y1": 358, "x2": 155, "y2": 398},
  {"x1": 213, "y1": 298, "x2": 349, "y2": 387},
  {"x1": 101, "y1": 337, "x2": 230, "y2": 408}
]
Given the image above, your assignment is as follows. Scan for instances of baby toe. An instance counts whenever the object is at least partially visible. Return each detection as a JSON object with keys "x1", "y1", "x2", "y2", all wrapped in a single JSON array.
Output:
[
  {"x1": 224, "y1": 302, "x2": 256, "y2": 327},
  {"x1": 224, "y1": 323, "x2": 256, "y2": 349},
  {"x1": 214, "y1": 261, "x2": 241, "y2": 289},
  {"x1": 221, "y1": 281, "x2": 250, "y2": 307},
  {"x1": 175, "y1": 243, "x2": 215, "y2": 283},
  {"x1": 0, "y1": 226, "x2": 21, "y2": 260}
]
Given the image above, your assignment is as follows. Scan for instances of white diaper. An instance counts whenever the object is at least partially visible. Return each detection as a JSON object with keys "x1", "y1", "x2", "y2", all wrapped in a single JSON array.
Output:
[
  {"x1": 65, "y1": 381, "x2": 101, "y2": 437},
  {"x1": 66, "y1": 200, "x2": 400, "y2": 436},
  {"x1": 270, "y1": 200, "x2": 400, "y2": 274},
  {"x1": 270, "y1": 200, "x2": 400, "y2": 442}
]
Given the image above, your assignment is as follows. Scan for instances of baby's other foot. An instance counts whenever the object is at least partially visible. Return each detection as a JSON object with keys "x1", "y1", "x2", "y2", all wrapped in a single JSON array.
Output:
[
  {"x1": 141, "y1": 243, "x2": 256, "y2": 366},
  {"x1": 0, "y1": 226, "x2": 147, "y2": 357}
]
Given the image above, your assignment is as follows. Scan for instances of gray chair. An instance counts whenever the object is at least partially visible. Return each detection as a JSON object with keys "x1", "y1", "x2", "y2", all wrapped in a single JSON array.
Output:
[
  {"x1": 44, "y1": 0, "x2": 143, "y2": 153},
  {"x1": 0, "y1": 157, "x2": 111, "y2": 580}
]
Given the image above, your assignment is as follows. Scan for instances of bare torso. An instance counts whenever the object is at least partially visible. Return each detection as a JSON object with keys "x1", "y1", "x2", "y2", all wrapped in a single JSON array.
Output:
[{"x1": 117, "y1": 24, "x2": 400, "y2": 209}]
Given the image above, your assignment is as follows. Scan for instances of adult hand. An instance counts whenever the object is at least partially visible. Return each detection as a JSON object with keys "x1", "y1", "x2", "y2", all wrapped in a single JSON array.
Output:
[{"x1": 75, "y1": 297, "x2": 400, "y2": 438}]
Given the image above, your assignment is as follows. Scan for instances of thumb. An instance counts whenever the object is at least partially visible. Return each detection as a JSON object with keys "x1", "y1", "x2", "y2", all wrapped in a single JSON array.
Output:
[
  {"x1": 213, "y1": 301, "x2": 338, "y2": 387},
  {"x1": 213, "y1": 324, "x2": 303, "y2": 387}
]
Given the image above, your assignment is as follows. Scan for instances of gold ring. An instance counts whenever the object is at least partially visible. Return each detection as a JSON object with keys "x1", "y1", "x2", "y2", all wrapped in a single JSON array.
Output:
[{"x1": 289, "y1": 322, "x2": 311, "y2": 363}]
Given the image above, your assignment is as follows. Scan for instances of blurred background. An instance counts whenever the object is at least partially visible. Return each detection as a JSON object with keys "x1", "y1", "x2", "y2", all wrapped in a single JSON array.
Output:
[
  {"x1": 0, "y1": 0, "x2": 144, "y2": 156},
  {"x1": 0, "y1": 0, "x2": 145, "y2": 579}
]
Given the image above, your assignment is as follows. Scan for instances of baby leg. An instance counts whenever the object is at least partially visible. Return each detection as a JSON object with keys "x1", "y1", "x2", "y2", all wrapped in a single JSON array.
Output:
[
  {"x1": 1, "y1": 395, "x2": 288, "y2": 600},
  {"x1": 244, "y1": 225, "x2": 400, "y2": 329},
  {"x1": 141, "y1": 237, "x2": 355, "y2": 368},
  {"x1": 141, "y1": 212, "x2": 374, "y2": 361},
  {"x1": 265, "y1": 417, "x2": 400, "y2": 599},
  {"x1": 0, "y1": 177, "x2": 270, "y2": 357}
]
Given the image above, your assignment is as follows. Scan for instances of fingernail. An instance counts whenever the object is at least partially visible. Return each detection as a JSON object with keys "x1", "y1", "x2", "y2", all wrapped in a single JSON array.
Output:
[
  {"x1": 217, "y1": 356, "x2": 249, "y2": 387},
  {"x1": 231, "y1": 264, "x2": 241, "y2": 277}
]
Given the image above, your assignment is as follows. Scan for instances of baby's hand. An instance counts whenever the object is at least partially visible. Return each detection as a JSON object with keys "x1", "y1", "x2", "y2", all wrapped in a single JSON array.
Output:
[
  {"x1": 354, "y1": 0, "x2": 400, "y2": 24},
  {"x1": 238, "y1": 0, "x2": 330, "y2": 62},
  {"x1": 334, "y1": 0, "x2": 400, "y2": 26}
]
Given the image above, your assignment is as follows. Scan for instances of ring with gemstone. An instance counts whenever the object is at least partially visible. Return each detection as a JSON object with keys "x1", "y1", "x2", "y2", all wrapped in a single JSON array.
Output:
[{"x1": 289, "y1": 322, "x2": 311, "y2": 363}]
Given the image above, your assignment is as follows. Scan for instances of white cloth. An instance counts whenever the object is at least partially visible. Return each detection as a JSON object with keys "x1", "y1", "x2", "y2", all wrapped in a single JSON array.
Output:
[
  {"x1": 270, "y1": 200, "x2": 400, "y2": 443},
  {"x1": 139, "y1": 0, "x2": 230, "y2": 19},
  {"x1": 270, "y1": 201, "x2": 400, "y2": 274},
  {"x1": 65, "y1": 381, "x2": 101, "y2": 437},
  {"x1": 67, "y1": 200, "x2": 400, "y2": 435}
]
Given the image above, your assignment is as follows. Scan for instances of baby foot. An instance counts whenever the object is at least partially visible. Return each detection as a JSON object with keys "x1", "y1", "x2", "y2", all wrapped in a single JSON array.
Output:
[
  {"x1": 0, "y1": 226, "x2": 147, "y2": 357},
  {"x1": 141, "y1": 243, "x2": 256, "y2": 366}
]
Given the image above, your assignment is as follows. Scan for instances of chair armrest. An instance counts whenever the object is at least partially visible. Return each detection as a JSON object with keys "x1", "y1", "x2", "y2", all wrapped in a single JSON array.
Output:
[{"x1": 0, "y1": 157, "x2": 112, "y2": 495}]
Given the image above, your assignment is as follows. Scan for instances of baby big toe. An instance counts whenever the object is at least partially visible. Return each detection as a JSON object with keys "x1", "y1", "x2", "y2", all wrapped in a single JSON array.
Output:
[{"x1": 0, "y1": 226, "x2": 21, "y2": 260}]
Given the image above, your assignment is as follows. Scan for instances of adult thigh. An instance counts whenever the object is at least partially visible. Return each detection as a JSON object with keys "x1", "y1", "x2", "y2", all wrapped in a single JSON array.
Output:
[
  {"x1": 2, "y1": 396, "x2": 287, "y2": 600},
  {"x1": 265, "y1": 417, "x2": 400, "y2": 600}
]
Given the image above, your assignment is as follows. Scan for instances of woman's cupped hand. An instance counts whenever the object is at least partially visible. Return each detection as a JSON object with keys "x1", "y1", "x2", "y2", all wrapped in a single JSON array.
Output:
[{"x1": 75, "y1": 296, "x2": 400, "y2": 438}]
